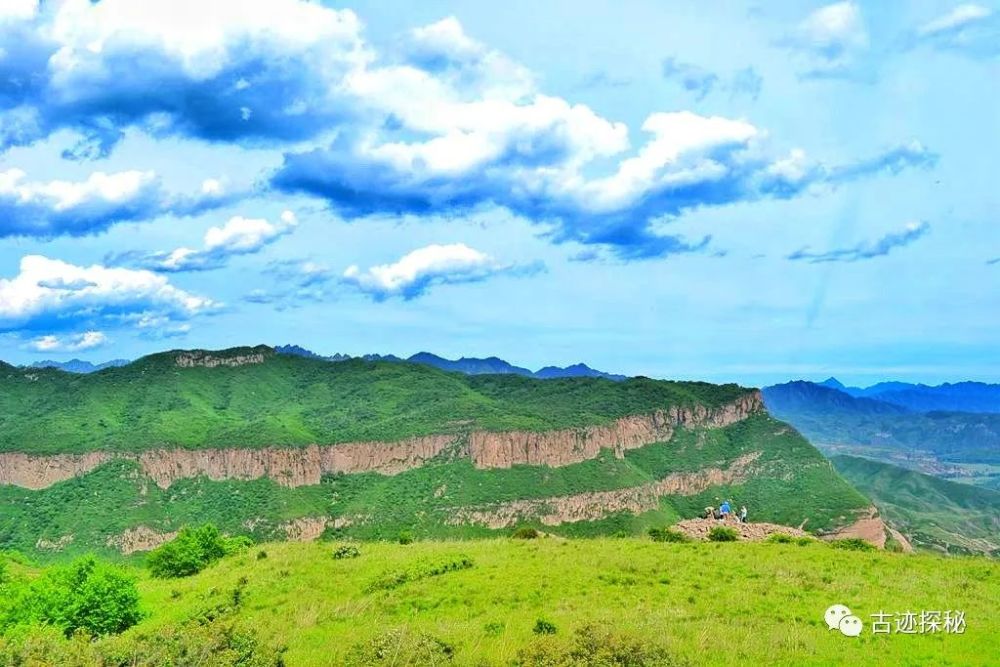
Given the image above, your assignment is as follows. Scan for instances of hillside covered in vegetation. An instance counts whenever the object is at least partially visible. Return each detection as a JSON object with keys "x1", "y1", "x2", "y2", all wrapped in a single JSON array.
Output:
[
  {"x1": 833, "y1": 455, "x2": 1000, "y2": 556},
  {"x1": 0, "y1": 347, "x2": 870, "y2": 557}
]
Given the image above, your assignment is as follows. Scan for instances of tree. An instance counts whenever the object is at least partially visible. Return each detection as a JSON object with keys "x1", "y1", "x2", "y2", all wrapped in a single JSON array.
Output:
[{"x1": 0, "y1": 556, "x2": 143, "y2": 637}]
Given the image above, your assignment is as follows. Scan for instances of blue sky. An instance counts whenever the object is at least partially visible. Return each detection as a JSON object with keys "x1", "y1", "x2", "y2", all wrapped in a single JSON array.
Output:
[{"x1": 0, "y1": 0, "x2": 997, "y2": 386}]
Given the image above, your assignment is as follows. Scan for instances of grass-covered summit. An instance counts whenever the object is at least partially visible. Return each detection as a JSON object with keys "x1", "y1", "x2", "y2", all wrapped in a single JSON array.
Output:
[{"x1": 1, "y1": 345, "x2": 750, "y2": 454}]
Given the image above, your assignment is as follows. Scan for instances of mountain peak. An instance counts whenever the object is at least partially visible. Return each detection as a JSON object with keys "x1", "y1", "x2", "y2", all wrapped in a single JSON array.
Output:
[{"x1": 819, "y1": 377, "x2": 846, "y2": 390}]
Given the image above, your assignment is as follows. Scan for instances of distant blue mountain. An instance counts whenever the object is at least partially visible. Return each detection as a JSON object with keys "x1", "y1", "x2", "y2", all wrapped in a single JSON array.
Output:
[
  {"x1": 275, "y1": 345, "x2": 626, "y2": 380},
  {"x1": 534, "y1": 363, "x2": 627, "y2": 381},
  {"x1": 27, "y1": 359, "x2": 130, "y2": 373},
  {"x1": 407, "y1": 352, "x2": 533, "y2": 376},
  {"x1": 274, "y1": 344, "x2": 351, "y2": 361},
  {"x1": 818, "y1": 377, "x2": 1000, "y2": 413},
  {"x1": 763, "y1": 381, "x2": 910, "y2": 417}
]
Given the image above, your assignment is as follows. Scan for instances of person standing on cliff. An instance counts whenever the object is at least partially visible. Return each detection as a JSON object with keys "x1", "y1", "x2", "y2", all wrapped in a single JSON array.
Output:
[
  {"x1": 739, "y1": 506, "x2": 748, "y2": 523},
  {"x1": 719, "y1": 500, "x2": 731, "y2": 521}
]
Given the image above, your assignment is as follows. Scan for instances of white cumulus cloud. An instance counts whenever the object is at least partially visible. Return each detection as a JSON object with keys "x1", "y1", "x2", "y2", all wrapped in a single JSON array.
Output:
[
  {"x1": 28, "y1": 330, "x2": 108, "y2": 352},
  {"x1": 0, "y1": 168, "x2": 233, "y2": 237},
  {"x1": 342, "y1": 243, "x2": 538, "y2": 300},
  {"x1": 0, "y1": 255, "x2": 217, "y2": 335},
  {"x1": 918, "y1": 4, "x2": 992, "y2": 36},
  {"x1": 110, "y1": 211, "x2": 298, "y2": 272}
]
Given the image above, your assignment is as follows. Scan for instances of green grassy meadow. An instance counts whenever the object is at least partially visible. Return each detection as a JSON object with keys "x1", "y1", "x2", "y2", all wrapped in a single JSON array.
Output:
[{"x1": 6, "y1": 538, "x2": 995, "y2": 666}]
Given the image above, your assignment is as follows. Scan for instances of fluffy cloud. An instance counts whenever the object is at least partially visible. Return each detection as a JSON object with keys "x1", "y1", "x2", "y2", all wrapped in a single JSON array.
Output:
[
  {"x1": 0, "y1": 0, "x2": 367, "y2": 154},
  {"x1": 909, "y1": 4, "x2": 998, "y2": 57},
  {"x1": 0, "y1": 4, "x2": 936, "y2": 259},
  {"x1": 28, "y1": 330, "x2": 107, "y2": 352},
  {"x1": 109, "y1": 211, "x2": 297, "y2": 272},
  {"x1": 779, "y1": 2, "x2": 868, "y2": 78},
  {"x1": 0, "y1": 168, "x2": 232, "y2": 238},
  {"x1": 275, "y1": 104, "x2": 936, "y2": 259},
  {"x1": 342, "y1": 243, "x2": 541, "y2": 300},
  {"x1": 0, "y1": 255, "x2": 216, "y2": 335},
  {"x1": 787, "y1": 221, "x2": 930, "y2": 263}
]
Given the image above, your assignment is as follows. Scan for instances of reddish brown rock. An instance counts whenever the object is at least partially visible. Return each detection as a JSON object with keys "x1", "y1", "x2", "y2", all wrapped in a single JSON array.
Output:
[
  {"x1": 0, "y1": 393, "x2": 763, "y2": 490},
  {"x1": 106, "y1": 526, "x2": 178, "y2": 555},
  {"x1": 448, "y1": 451, "x2": 762, "y2": 528},
  {"x1": 0, "y1": 451, "x2": 112, "y2": 490}
]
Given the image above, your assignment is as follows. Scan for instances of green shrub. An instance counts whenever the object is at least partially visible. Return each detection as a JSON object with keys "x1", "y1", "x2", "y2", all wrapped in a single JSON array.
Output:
[
  {"x1": 97, "y1": 607, "x2": 284, "y2": 666},
  {"x1": 345, "y1": 629, "x2": 453, "y2": 666},
  {"x1": 397, "y1": 530, "x2": 414, "y2": 545},
  {"x1": 708, "y1": 527, "x2": 738, "y2": 542},
  {"x1": 766, "y1": 533, "x2": 794, "y2": 544},
  {"x1": 648, "y1": 527, "x2": 689, "y2": 543},
  {"x1": 830, "y1": 538, "x2": 876, "y2": 552},
  {"x1": 519, "y1": 624, "x2": 678, "y2": 666},
  {"x1": 365, "y1": 556, "x2": 474, "y2": 593},
  {"x1": 0, "y1": 556, "x2": 143, "y2": 637},
  {"x1": 147, "y1": 524, "x2": 248, "y2": 578},
  {"x1": 333, "y1": 545, "x2": 361, "y2": 560},
  {"x1": 533, "y1": 618, "x2": 558, "y2": 635},
  {"x1": 512, "y1": 527, "x2": 541, "y2": 540},
  {"x1": 483, "y1": 621, "x2": 505, "y2": 636},
  {"x1": 884, "y1": 535, "x2": 905, "y2": 553}
]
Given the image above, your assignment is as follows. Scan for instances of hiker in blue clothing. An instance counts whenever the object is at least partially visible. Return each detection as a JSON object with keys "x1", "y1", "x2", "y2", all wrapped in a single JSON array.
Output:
[{"x1": 719, "y1": 500, "x2": 731, "y2": 520}]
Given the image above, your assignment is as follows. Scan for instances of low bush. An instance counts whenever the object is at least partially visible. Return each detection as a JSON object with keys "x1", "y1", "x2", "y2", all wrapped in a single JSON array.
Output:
[
  {"x1": 366, "y1": 556, "x2": 474, "y2": 592},
  {"x1": 0, "y1": 556, "x2": 143, "y2": 637},
  {"x1": 512, "y1": 527, "x2": 541, "y2": 540},
  {"x1": 708, "y1": 527, "x2": 738, "y2": 542},
  {"x1": 345, "y1": 628, "x2": 453, "y2": 666},
  {"x1": 767, "y1": 533, "x2": 794, "y2": 544},
  {"x1": 519, "y1": 624, "x2": 679, "y2": 666},
  {"x1": 830, "y1": 538, "x2": 876, "y2": 552},
  {"x1": 333, "y1": 545, "x2": 361, "y2": 560},
  {"x1": 397, "y1": 530, "x2": 414, "y2": 545},
  {"x1": 533, "y1": 618, "x2": 558, "y2": 635},
  {"x1": 147, "y1": 524, "x2": 250, "y2": 578},
  {"x1": 648, "y1": 527, "x2": 689, "y2": 543}
]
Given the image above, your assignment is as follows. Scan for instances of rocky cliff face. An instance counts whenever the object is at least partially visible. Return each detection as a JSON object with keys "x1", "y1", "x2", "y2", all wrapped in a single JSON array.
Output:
[
  {"x1": 138, "y1": 434, "x2": 456, "y2": 488},
  {"x1": 448, "y1": 451, "x2": 762, "y2": 528},
  {"x1": 0, "y1": 451, "x2": 112, "y2": 489},
  {"x1": 106, "y1": 526, "x2": 178, "y2": 555},
  {"x1": 468, "y1": 392, "x2": 763, "y2": 469},
  {"x1": 0, "y1": 393, "x2": 763, "y2": 490}
]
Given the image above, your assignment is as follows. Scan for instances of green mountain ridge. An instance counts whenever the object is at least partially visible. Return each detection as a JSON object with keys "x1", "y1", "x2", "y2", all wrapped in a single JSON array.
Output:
[
  {"x1": 832, "y1": 455, "x2": 1000, "y2": 556},
  {"x1": 0, "y1": 346, "x2": 871, "y2": 558}
]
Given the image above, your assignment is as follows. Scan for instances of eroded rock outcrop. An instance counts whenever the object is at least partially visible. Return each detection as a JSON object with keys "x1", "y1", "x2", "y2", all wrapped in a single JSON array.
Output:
[
  {"x1": 107, "y1": 526, "x2": 178, "y2": 555},
  {"x1": 468, "y1": 392, "x2": 763, "y2": 469},
  {"x1": 175, "y1": 351, "x2": 267, "y2": 368},
  {"x1": 448, "y1": 451, "x2": 763, "y2": 528},
  {"x1": 673, "y1": 518, "x2": 809, "y2": 541},
  {"x1": 0, "y1": 393, "x2": 763, "y2": 490},
  {"x1": 138, "y1": 434, "x2": 456, "y2": 489},
  {"x1": 36, "y1": 534, "x2": 74, "y2": 551},
  {"x1": 821, "y1": 506, "x2": 906, "y2": 550},
  {"x1": 0, "y1": 451, "x2": 112, "y2": 490}
]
